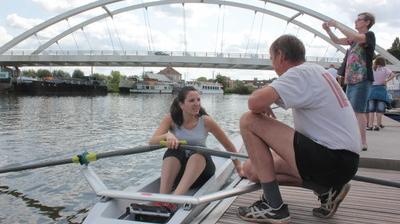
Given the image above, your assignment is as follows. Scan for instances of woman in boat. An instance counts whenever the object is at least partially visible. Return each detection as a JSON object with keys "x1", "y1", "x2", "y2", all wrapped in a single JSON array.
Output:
[{"x1": 149, "y1": 86, "x2": 243, "y2": 211}]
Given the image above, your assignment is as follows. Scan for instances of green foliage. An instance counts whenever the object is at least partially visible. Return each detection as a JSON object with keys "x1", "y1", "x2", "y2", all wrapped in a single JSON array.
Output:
[
  {"x1": 107, "y1": 70, "x2": 122, "y2": 92},
  {"x1": 215, "y1": 74, "x2": 230, "y2": 90},
  {"x1": 388, "y1": 37, "x2": 400, "y2": 60},
  {"x1": 91, "y1": 73, "x2": 107, "y2": 81},
  {"x1": 52, "y1": 69, "x2": 70, "y2": 79},
  {"x1": 196, "y1": 76, "x2": 208, "y2": 82},
  {"x1": 21, "y1": 69, "x2": 36, "y2": 77},
  {"x1": 72, "y1": 69, "x2": 85, "y2": 79},
  {"x1": 36, "y1": 69, "x2": 52, "y2": 79},
  {"x1": 225, "y1": 80, "x2": 255, "y2": 95}
]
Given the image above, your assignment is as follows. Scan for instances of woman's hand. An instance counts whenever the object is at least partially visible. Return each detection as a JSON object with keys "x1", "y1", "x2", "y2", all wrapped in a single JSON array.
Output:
[
  {"x1": 165, "y1": 132, "x2": 180, "y2": 149},
  {"x1": 322, "y1": 22, "x2": 330, "y2": 31}
]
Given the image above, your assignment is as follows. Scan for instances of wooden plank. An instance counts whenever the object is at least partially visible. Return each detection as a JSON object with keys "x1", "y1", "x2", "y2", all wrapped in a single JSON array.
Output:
[{"x1": 215, "y1": 168, "x2": 400, "y2": 224}]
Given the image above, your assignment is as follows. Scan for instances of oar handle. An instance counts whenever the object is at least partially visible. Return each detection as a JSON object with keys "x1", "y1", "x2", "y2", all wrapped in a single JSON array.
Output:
[{"x1": 159, "y1": 140, "x2": 187, "y2": 147}]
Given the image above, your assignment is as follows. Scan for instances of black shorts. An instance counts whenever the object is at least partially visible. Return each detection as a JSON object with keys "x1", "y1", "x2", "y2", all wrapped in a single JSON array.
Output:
[
  {"x1": 293, "y1": 131, "x2": 359, "y2": 188},
  {"x1": 163, "y1": 148, "x2": 216, "y2": 189}
]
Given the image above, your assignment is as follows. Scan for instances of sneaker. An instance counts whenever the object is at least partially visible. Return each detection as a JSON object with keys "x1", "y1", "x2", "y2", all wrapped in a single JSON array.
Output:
[
  {"x1": 312, "y1": 184, "x2": 350, "y2": 218},
  {"x1": 379, "y1": 124, "x2": 384, "y2": 129},
  {"x1": 373, "y1": 126, "x2": 380, "y2": 131},
  {"x1": 237, "y1": 196, "x2": 290, "y2": 223},
  {"x1": 366, "y1": 126, "x2": 373, "y2": 131}
]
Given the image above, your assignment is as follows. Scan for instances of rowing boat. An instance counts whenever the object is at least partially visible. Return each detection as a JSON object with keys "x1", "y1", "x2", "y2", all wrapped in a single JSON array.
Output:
[{"x1": 83, "y1": 134, "x2": 244, "y2": 224}]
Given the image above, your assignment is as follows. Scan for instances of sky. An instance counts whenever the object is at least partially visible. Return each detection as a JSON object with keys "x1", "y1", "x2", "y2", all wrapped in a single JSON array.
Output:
[{"x1": 1, "y1": 0, "x2": 399, "y2": 80}]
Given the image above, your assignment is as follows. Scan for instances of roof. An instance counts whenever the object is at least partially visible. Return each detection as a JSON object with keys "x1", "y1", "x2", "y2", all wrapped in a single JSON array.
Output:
[
  {"x1": 158, "y1": 66, "x2": 182, "y2": 76},
  {"x1": 144, "y1": 73, "x2": 171, "y2": 82}
]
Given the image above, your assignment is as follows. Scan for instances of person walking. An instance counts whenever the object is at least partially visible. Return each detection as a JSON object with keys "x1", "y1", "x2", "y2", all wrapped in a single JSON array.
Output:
[
  {"x1": 237, "y1": 35, "x2": 361, "y2": 223},
  {"x1": 367, "y1": 56, "x2": 396, "y2": 131},
  {"x1": 323, "y1": 12, "x2": 376, "y2": 151}
]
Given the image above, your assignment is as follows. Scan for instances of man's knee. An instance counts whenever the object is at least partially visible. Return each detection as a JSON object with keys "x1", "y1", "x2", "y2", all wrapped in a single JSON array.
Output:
[
  {"x1": 243, "y1": 160, "x2": 259, "y2": 182},
  {"x1": 240, "y1": 111, "x2": 255, "y2": 131}
]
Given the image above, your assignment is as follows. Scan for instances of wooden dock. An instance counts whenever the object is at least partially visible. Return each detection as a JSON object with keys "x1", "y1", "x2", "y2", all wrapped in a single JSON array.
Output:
[
  {"x1": 214, "y1": 168, "x2": 400, "y2": 224},
  {"x1": 198, "y1": 115, "x2": 400, "y2": 224}
]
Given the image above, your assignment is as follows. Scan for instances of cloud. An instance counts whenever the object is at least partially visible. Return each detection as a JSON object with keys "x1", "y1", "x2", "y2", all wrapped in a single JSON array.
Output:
[
  {"x1": 32, "y1": 0, "x2": 94, "y2": 12},
  {"x1": 6, "y1": 13, "x2": 43, "y2": 30},
  {"x1": 0, "y1": 26, "x2": 13, "y2": 45}
]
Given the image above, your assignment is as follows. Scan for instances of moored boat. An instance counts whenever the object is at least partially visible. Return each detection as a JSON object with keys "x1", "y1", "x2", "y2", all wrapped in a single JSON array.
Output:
[
  {"x1": 0, "y1": 70, "x2": 12, "y2": 92},
  {"x1": 185, "y1": 81, "x2": 223, "y2": 94},
  {"x1": 83, "y1": 135, "x2": 244, "y2": 224},
  {"x1": 130, "y1": 82, "x2": 173, "y2": 94}
]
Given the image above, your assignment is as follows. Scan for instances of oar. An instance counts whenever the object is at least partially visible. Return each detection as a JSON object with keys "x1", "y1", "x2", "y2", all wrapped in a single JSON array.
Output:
[
  {"x1": 0, "y1": 144, "x2": 167, "y2": 174},
  {"x1": 179, "y1": 145, "x2": 248, "y2": 161},
  {"x1": 178, "y1": 145, "x2": 400, "y2": 189}
]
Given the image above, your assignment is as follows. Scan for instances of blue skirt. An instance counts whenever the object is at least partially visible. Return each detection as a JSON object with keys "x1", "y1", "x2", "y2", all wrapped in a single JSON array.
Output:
[{"x1": 368, "y1": 85, "x2": 388, "y2": 103}]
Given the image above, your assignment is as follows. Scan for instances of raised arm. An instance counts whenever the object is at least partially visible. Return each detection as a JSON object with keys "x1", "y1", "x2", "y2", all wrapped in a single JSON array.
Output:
[
  {"x1": 324, "y1": 20, "x2": 367, "y2": 44},
  {"x1": 322, "y1": 21, "x2": 349, "y2": 45}
]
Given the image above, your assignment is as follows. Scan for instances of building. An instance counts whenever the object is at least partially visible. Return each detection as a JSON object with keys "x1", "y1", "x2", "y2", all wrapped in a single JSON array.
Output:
[{"x1": 157, "y1": 66, "x2": 182, "y2": 83}]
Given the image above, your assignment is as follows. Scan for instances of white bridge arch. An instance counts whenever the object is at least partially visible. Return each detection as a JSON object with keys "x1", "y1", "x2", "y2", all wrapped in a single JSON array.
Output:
[{"x1": 0, "y1": 0, "x2": 399, "y2": 71}]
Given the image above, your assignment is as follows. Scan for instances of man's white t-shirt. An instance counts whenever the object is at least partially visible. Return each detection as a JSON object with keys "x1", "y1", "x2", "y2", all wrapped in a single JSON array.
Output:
[
  {"x1": 327, "y1": 67, "x2": 338, "y2": 78},
  {"x1": 270, "y1": 63, "x2": 361, "y2": 153}
]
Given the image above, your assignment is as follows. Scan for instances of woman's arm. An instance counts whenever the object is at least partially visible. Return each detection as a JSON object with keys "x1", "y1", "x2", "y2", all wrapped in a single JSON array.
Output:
[
  {"x1": 326, "y1": 20, "x2": 366, "y2": 44},
  {"x1": 204, "y1": 116, "x2": 244, "y2": 176},
  {"x1": 322, "y1": 22, "x2": 349, "y2": 45},
  {"x1": 385, "y1": 72, "x2": 396, "y2": 84},
  {"x1": 149, "y1": 114, "x2": 179, "y2": 149}
]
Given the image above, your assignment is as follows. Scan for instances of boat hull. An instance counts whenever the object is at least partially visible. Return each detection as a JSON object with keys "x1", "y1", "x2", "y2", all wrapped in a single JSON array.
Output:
[{"x1": 83, "y1": 135, "x2": 243, "y2": 224}]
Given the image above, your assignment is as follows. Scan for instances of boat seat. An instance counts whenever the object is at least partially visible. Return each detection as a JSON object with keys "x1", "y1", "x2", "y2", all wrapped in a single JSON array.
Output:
[{"x1": 129, "y1": 203, "x2": 172, "y2": 223}]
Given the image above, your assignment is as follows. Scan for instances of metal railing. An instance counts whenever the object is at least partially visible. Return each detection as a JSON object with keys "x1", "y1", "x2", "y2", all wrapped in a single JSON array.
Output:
[{"x1": 4, "y1": 50, "x2": 343, "y2": 63}]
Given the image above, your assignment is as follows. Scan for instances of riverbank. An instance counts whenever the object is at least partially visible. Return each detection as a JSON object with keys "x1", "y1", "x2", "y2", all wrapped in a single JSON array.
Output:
[{"x1": 4, "y1": 78, "x2": 108, "y2": 96}]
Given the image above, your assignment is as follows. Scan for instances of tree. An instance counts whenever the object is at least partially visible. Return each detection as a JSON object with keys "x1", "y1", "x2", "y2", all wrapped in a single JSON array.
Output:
[
  {"x1": 196, "y1": 76, "x2": 208, "y2": 82},
  {"x1": 21, "y1": 69, "x2": 36, "y2": 77},
  {"x1": 53, "y1": 69, "x2": 70, "y2": 79},
  {"x1": 36, "y1": 69, "x2": 52, "y2": 79},
  {"x1": 107, "y1": 70, "x2": 122, "y2": 92},
  {"x1": 91, "y1": 73, "x2": 107, "y2": 81},
  {"x1": 72, "y1": 69, "x2": 85, "y2": 79},
  {"x1": 388, "y1": 37, "x2": 400, "y2": 60},
  {"x1": 215, "y1": 74, "x2": 230, "y2": 90}
]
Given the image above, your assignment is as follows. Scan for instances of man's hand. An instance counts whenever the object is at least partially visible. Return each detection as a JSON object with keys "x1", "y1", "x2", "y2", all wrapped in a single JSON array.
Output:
[{"x1": 263, "y1": 106, "x2": 276, "y2": 119}]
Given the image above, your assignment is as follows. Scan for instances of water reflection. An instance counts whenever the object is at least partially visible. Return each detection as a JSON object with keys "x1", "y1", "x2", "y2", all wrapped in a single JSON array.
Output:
[{"x1": 0, "y1": 185, "x2": 64, "y2": 220}]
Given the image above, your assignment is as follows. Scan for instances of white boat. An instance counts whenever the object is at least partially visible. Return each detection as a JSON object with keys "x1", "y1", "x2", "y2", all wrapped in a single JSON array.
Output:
[
  {"x1": 186, "y1": 81, "x2": 223, "y2": 94},
  {"x1": 130, "y1": 82, "x2": 173, "y2": 94},
  {"x1": 83, "y1": 135, "x2": 247, "y2": 224}
]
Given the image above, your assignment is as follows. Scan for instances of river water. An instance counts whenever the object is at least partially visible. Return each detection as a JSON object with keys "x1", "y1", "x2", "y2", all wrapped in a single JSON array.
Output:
[{"x1": 0, "y1": 94, "x2": 292, "y2": 224}]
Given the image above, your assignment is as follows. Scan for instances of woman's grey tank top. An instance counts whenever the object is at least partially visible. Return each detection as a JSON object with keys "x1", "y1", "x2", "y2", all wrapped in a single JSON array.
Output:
[{"x1": 171, "y1": 116, "x2": 208, "y2": 147}]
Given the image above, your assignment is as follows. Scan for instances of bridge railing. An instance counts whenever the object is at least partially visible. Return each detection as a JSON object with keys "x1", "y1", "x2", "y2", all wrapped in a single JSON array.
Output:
[{"x1": 4, "y1": 50, "x2": 342, "y2": 63}]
